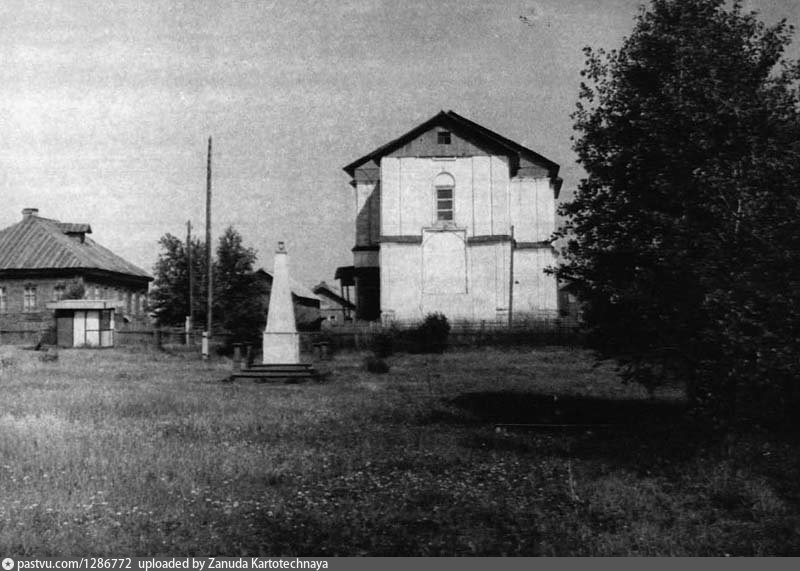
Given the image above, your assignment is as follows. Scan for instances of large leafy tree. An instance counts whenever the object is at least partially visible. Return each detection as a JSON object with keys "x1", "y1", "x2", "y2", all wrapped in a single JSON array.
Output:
[
  {"x1": 214, "y1": 226, "x2": 266, "y2": 346},
  {"x1": 150, "y1": 233, "x2": 207, "y2": 326},
  {"x1": 555, "y1": 0, "x2": 800, "y2": 425}
]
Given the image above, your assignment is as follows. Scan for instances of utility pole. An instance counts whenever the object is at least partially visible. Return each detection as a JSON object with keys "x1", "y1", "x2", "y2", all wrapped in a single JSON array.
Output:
[
  {"x1": 508, "y1": 225, "x2": 515, "y2": 328},
  {"x1": 186, "y1": 220, "x2": 193, "y2": 345},
  {"x1": 202, "y1": 136, "x2": 213, "y2": 360}
]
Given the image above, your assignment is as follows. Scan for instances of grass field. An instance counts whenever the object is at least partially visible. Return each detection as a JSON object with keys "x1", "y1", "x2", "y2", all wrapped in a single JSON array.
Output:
[{"x1": 1, "y1": 344, "x2": 799, "y2": 556}]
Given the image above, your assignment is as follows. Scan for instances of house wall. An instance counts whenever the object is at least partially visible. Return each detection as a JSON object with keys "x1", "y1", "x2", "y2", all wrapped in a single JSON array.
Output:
[
  {"x1": 355, "y1": 181, "x2": 380, "y2": 247},
  {"x1": 82, "y1": 280, "x2": 149, "y2": 316},
  {"x1": 0, "y1": 274, "x2": 148, "y2": 340},
  {"x1": 0, "y1": 276, "x2": 82, "y2": 315},
  {"x1": 512, "y1": 247, "x2": 559, "y2": 319},
  {"x1": 468, "y1": 241, "x2": 511, "y2": 321},
  {"x1": 316, "y1": 288, "x2": 353, "y2": 326},
  {"x1": 0, "y1": 276, "x2": 55, "y2": 341},
  {"x1": 380, "y1": 242, "x2": 421, "y2": 322},
  {"x1": 510, "y1": 177, "x2": 556, "y2": 242}
]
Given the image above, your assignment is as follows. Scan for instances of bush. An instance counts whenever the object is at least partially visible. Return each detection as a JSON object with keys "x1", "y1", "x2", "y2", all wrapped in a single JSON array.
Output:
[
  {"x1": 407, "y1": 313, "x2": 450, "y2": 354},
  {"x1": 364, "y1": 355, "x2": 390, "y2": 374},
  {"x1": 370, "y1": 329, "x2": 395, "y2": 358}
]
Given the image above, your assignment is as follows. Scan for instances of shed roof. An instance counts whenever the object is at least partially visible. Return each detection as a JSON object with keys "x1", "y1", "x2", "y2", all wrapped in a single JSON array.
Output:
[
  {"x1": 312, "y1": 281, "x2": 356, "y2": 310},
  {"x1": 46, "y1": 300, "x2": 117, "y2": 311},
  {"x1": 0, "y1": 211, "x2": 152, "y2": 281},
  {"x1": 343, "y1": 110, "x2": 561, "y2": 183}
]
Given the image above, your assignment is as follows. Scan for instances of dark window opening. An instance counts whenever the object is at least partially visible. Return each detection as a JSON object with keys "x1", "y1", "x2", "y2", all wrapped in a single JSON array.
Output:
[
  {"x1": 436, "y1": 186, "x2": 454, "y2": 221},
  {"x1": 437, "y1": 131, "x2": 451, "y2": 145}
]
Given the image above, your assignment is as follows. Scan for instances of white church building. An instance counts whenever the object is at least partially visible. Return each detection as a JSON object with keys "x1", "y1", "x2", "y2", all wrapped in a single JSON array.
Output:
[{"x1": 338, "y1": 110, "x2": 563, "y2": 324}]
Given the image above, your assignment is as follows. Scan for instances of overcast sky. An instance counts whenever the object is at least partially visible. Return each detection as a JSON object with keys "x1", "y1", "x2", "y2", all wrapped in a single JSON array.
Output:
[{"x1": 3, "y1": 0, "x2": 799, "y2": 286}]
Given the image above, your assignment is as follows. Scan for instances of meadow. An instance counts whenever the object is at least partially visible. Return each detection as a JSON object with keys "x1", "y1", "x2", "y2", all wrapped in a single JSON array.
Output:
[{"x1": 0, "y1": 344, "x2": 798, "y2": 556}]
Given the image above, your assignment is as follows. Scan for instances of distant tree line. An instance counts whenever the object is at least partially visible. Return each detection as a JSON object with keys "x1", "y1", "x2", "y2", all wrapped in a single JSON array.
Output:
[{"x1": 554, "y1": 0, "x2": 800, "y2": 428}]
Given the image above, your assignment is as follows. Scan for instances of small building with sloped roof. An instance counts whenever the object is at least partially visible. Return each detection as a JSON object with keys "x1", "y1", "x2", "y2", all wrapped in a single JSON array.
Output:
[
  {"x1": 339, "y1": 110, "x2": 562, "y2": 324},
  {"x1": 0, "y1": 208, "x2": 153, "y2": 343},
  {"x1": 253, "y1": 268, "x2": 322, "y2": 331},
  {"x1": 312, "y1": 281, "x2": 355, "y2": 326}
]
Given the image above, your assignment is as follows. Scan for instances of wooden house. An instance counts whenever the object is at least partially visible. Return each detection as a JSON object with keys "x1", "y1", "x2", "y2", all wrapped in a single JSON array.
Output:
[{"x1": 0, "y1": 208, "x2": 152, "y2": 344}]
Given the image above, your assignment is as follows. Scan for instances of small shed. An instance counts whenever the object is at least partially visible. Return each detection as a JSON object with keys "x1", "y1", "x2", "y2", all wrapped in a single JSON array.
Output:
[{"x1": 46, "y1": 300, "x2": 115, "y2": 348}]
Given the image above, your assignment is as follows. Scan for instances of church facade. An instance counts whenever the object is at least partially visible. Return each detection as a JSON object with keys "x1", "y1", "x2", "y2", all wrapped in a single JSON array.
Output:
[{"x1": 339, "y1": 110, "x2": 562, "y2": 324}]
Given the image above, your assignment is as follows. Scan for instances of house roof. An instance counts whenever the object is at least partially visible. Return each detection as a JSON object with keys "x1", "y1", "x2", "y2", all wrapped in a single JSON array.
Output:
[
  {"x1": 312, "y1": 281, "x2": 356, "y2": 310},
  {"x1": 0, "y1": 211, "x2": 152, "y2": 281},
  {"x1": 253, "y1": 269, "x2": 320, "y2": 303},
  {"x1": 343, "y1": 110, "x2": 562, "y2": 182}
]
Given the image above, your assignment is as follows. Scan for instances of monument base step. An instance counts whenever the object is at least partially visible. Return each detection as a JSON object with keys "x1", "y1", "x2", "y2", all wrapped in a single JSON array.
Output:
[{"x1": 228, "y1": 363, "x2": 323, "y2": 383}]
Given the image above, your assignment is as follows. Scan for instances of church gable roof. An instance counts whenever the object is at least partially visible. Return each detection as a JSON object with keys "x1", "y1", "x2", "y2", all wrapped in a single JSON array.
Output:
[
  {"x1": 343, "y1": 110, "x2": 561, "y2": 181},
  {"x1": 0, "y1": 211, "x2": 152, "y2": 280}
]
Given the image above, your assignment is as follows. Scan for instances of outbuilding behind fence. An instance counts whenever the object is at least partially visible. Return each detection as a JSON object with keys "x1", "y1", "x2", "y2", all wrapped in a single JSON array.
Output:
[{"x1": 47, "y1": 300, "x2": 116, "y2": 348}]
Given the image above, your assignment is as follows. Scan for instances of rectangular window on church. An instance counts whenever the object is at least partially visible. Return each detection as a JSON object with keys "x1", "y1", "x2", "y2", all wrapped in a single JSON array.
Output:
[{"x1": 436, "y1": 186, "x2": 453, "y2": 221}]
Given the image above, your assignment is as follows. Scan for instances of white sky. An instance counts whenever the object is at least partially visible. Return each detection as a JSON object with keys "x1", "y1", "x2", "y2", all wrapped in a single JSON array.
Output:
[{"x1": 2, "y1": 0, "x2": 799, "y2": 286}]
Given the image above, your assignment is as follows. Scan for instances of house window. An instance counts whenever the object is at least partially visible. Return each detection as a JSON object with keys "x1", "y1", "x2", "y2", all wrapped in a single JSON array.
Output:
[
  {"x1": 23, "y1": 286, "x2": 37, "y2": 312},
  {"x1": 93, "y1": 285, "x2": 100, "y2": 300},
  {"x1": 437, "y1": 131, "x2": 451, "y2": 145},
  {"x1": 54, "y1": 284, "x2": 65, "y2": 301},
  {"x1": 434, "y1": 172, "x2": 455, "y2": 223},
  {"x1": 0, "y1": 287, "x2": 6, "y2": 313},
  {"x1": 102, "y1": 287, "x2": 108, "y2": 300}
]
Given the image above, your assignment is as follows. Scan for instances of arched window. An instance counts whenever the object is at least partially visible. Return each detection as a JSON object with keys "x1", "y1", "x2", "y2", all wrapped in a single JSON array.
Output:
[{"x1": 434, "y1": 173, "x2": 455, "y2": 223}]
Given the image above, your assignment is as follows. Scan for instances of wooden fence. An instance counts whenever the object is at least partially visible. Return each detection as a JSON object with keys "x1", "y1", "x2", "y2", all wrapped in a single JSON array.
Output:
[
  {"x1": 3, "y1": 317, "x2": 583, "y2": 354},
  {"x1": 318, "y1": 317, "x2": 584, "y2": 352}
]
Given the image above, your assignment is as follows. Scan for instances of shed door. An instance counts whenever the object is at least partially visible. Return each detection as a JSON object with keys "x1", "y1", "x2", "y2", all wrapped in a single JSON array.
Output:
[
  {"x1": 56, "y1": 311, "x2": 73, "y2": 348},
  {"x1": 73, "y1": 311, "x2": 86, "y2": 347},
  {"x1": 85, "y1": 310, "x2": 100, "y2": 347},
  {"x1": 100, "y1": 309, "x2": 114, "y2": 347}
]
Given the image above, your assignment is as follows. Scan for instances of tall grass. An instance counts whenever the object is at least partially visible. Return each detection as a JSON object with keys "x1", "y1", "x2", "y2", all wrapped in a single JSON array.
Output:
[{"x1": 0, "y1": 345, "x2": 798, "y2": 555}]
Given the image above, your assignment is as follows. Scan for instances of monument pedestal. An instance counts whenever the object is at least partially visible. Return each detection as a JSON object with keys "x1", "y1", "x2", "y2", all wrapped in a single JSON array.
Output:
[{"x1": 262, "y1": 331, "x2": 300, "y2": 364}]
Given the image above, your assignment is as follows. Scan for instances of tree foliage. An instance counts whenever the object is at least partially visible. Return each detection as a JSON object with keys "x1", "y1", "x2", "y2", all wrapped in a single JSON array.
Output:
[
  {"x1": 150, "y1": 233, "x2": 207, "y2": 326},
  {"x1": 555, "y1": 0, "x2": 800, "y2": 426},
  {"x1": 214, "y1": 226, "x2": 265, "y2": 347},
  {"x1": 150, "y1": 227, "x2": 266, "y2": 346}
]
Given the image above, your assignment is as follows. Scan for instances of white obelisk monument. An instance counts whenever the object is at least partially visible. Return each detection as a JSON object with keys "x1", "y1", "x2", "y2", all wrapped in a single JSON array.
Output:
[{"x1": 262, "y1": 241, "x2": 300, "y2": 364}]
